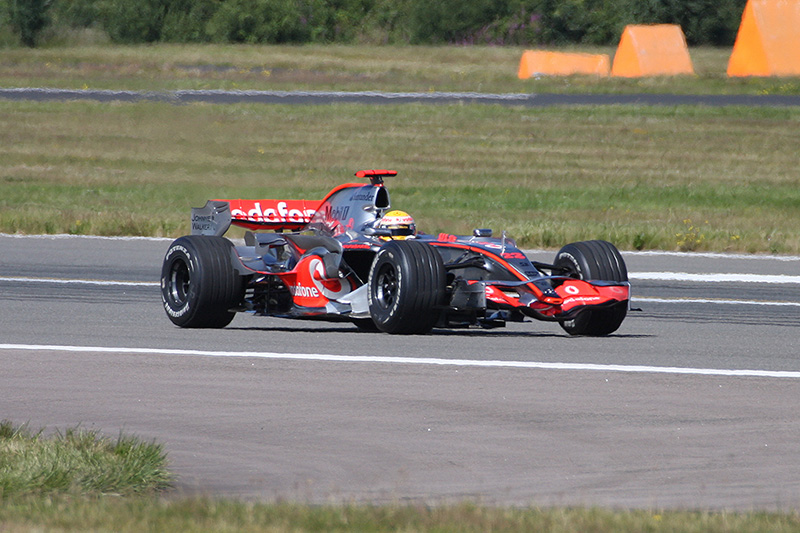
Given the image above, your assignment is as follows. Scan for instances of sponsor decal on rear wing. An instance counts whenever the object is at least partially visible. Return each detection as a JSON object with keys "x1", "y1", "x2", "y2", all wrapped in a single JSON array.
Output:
[
  {"x1": 191, "y1": 199, "x2": 320, "y2": 236},
  {"x1": 226, "y1": 199, "x2": 320, "y2": 231}
]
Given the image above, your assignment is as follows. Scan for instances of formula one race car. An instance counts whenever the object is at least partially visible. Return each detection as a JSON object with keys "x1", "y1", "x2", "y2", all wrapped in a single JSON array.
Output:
[{"x1": 161, "y1": 170, "x2": 630, "y2": 335}]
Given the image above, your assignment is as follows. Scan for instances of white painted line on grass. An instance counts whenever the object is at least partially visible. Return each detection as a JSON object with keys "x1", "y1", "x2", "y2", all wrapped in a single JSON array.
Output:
[
  {"x1": 630, "y1": 272, "x2": 800, "y2": 284},
  {"x1": 1, "y1": 343, "x2": 799, "y2": 380},
  {"x1": 0, "y1": 87, "x2": 534, "y2": 102}
]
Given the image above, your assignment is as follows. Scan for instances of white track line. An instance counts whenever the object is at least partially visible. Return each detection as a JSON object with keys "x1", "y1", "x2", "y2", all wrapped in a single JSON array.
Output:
[
  {"x1": 1, "y1": 343, "x2": 799, "y2": 379},
  {"x1": 5, "y1": 273, "x2": 800, "y2": 287},
  {"x1": 630, "y1": 272, "x2": 800, "y2": 284},
  {"x1": 3, "y1": 276, "x2": 799, "y2": 308},
  {"x1": 622, "y1": 250, "x2": 800, "y2": 261},
  {"x1": 633, "y1": 296, "x2": 800, "y2": 307},
  {"x1": 3, "y1": 236, "x2": 799, "y2": 261},
  {"x1": 0, "y1": 232, "x2": 172, "y2": 241},
  {"x1": 522, "y1": 248, "x2": 800, "y2": 262},
  {"x1": 0, "y1": 276, "x2": 155, "y2": 287}
]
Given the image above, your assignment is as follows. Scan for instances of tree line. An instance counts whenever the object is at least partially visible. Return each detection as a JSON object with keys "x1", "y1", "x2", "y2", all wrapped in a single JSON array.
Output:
[{"x1": 2, "y1": 0, "x2": 747, "y2": 48}]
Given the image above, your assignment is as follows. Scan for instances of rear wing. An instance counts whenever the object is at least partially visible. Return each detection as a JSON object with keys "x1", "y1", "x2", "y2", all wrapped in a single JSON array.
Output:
[
  {"x1": 190, "y1": 169, "x2": 395, "y2": 236},
  {"x1": 191, "y1": 199, "x2": 320, "y2": 236}
]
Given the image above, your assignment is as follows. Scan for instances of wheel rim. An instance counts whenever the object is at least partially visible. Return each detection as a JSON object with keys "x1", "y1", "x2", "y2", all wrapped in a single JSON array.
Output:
[
  {"x1": 168, "y1": 259, "x2": 191, "y2": 306},
  {"x1": 374, "y1": 263, "x2": 397, "y2": 310},
  {"x1": 556, "y1": 256, "x2": 582, "y2": 280}
]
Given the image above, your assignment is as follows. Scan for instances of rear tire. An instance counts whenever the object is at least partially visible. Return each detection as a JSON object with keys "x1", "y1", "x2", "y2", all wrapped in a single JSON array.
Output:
[
  {"x1": 161, "y1": 235, "x2": 244, "y2": 328},
  {"x1": 554, "y1": 240, "x2": 628, "y2": 336},
  {"x1": 368, "y1": 240, "x2": 446, "y2": 334}
]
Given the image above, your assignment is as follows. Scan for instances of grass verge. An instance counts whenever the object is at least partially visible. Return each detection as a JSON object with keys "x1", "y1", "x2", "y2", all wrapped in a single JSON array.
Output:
[
  {"x1": 1, "y1": 44, "x2": 799, "y2": 96},
  {"x1": 1, "y1": 100, "x2": 798, "y2": 253},
  {"x1": 1, "y1": 423, "x2": 798, "y2": 530},
  {"x1": 1, "y1": 496, "x2": 800, "y2": 532},
  {"x1": 0, "y1": 420, "x2": 171, "y2": 498}
]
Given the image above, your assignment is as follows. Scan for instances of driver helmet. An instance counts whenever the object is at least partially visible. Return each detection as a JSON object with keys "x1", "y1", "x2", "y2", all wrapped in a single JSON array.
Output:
[{"x1": 376, "y1": 210, "x2": 416, "y2": 240}]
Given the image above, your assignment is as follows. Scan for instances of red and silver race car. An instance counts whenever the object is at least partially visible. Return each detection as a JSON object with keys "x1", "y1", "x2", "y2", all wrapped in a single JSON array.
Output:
[{"x1": 161, "y1": 170, "x2": 630, "y2": 335}]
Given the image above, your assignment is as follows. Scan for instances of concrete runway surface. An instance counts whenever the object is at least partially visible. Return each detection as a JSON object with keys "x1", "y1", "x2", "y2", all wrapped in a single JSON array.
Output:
[{"x1": 1, "y1": 234, "x2": 799, "y2": 510}]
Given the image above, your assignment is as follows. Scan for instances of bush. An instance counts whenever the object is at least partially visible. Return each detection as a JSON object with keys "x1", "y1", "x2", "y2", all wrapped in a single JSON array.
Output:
[
  {"x1": 0, "y1": 0, "x2": 751, "y2": 47},
  {"x1": 627, "y1": 0, "x2": 747, "y2": 45},
  {"x1": 49, "y1": 0, "x2": 99, "y2": 28},
  {"x1": 408, "y1": 0, "x2": 502, "y2": 44},
  {"x1": 531, "y1": 0, "x2": 627, "y2": 44},
  {"x1": 7, "y1": 0, "x2": 51, "y2": 46},
  {"x1": 160, "y1": 0, "x2": 217, "y2": 42},
  {"x1": 205, "y1": 0, "x2": 309, "y2": 44},
  {"x1": 97, "y1": 0, "x2": 164, "y2": 43}
]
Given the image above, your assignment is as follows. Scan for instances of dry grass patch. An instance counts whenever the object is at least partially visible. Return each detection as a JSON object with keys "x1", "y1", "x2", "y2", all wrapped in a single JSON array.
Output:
[
  {"x1": 1, "y1": 498, "x2": 799, "y2": 532},
  {"x1": 0, "y1": 421, "x2": 170, "y2": 498},
  {"x1": 1, "y1": 44, "x2": 799, "y2": 95},
  {"x1": 0, "y1": 100, "x2": 798, "y2": 252}
]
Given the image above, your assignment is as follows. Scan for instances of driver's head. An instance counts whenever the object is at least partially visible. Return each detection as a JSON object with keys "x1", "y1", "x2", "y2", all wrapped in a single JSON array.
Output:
[{"x1": 376, "y1": 210, "x2": 416, "y2": 240}]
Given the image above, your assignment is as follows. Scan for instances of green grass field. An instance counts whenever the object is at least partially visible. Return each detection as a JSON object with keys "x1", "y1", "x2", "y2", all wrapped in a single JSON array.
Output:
[
  {"x1": 2, "y1": 496, "x2": 799, "y2": 532},
  {"x1": 1, "y1": 98, "x2": 798, "y2": 252}
]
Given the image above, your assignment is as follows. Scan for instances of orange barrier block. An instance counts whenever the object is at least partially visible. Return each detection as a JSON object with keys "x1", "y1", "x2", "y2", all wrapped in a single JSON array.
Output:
[
  {"x1": 518, "y1": 51, "x2": 610, "y2": 79},
  {"x1": 727, "y1": 0, "x2": 800, "y2": 77},
  {"x1": 611, "y1": 24, "x2": 694, "y2": 77}
]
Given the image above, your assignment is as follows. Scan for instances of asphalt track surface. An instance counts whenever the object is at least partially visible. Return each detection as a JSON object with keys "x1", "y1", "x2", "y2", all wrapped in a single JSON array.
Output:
[
  {"x1": 1, "y1": 234, "x2": 799, "y2": 510},
  {"x1": 3, "y1": 87, "x2": 800, "y2": 107}
]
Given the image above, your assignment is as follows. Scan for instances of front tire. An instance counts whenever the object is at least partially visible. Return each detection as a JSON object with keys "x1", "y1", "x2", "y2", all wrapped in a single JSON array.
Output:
[
  {"x1": 554, "y1": 240, "x2": 628, "y2": 336},
  {"x1": 161, "y1": 235, "x2": 244, "y2": 328},
  {"x1": 368, "y1": 240, "x2": 445, "y2": 334}
]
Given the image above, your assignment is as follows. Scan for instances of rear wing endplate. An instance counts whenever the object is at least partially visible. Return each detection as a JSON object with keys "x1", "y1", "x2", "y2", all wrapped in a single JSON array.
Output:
[{"x1": 191, "y1": 200, "x2": 232, "y2": 237}]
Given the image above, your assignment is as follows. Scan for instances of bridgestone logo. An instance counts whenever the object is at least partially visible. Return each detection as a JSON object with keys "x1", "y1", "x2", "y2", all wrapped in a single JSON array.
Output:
[
  {"x1": 164, "y1": 300, "x2": 189, "y2": 318},
  {"x1": 166, "y1": 244, "x2": 189, "y2": 260}
]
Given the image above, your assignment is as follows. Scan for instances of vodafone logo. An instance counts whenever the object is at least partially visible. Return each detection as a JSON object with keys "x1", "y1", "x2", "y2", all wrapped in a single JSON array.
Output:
[
  {"x1": 289, "y1": 284, "x2": 320, "y2": 298},
  {"x1": 563, "y1": 285, "x2": 580, "y2": 295},
  {"x1": 231, "y1": 201, "x2": 316, "y2": 223}
]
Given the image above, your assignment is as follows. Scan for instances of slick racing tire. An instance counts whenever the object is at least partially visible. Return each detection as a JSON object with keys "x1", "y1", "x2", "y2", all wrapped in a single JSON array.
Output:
[
  {"x1": 161, "y1": 235, "x2": 244, "y2": 328},
  {"x1": 554, "y1": 240, "x2": 628, "y2": 336},
  {"x1": 367, "y1": 240, "x2": 446, "y2": 334}
]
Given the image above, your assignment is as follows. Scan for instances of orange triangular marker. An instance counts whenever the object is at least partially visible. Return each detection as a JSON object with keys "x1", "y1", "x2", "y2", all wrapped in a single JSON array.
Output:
[
  {"x1": 611, "y1": 24, "x2": 694, "y2": 77},
  {"x1": 518, "y1": 51, "x2": 610, "y2": 79},
  {"x1": 728, "y1": 0, "x2": 800, "y2": 77}
]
